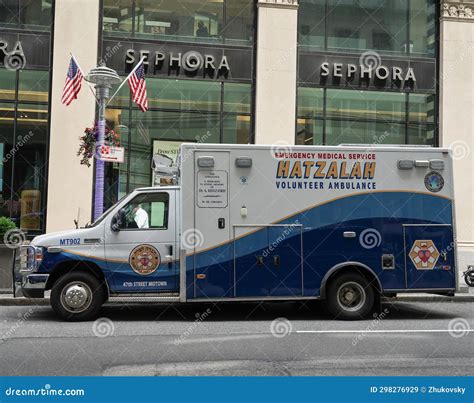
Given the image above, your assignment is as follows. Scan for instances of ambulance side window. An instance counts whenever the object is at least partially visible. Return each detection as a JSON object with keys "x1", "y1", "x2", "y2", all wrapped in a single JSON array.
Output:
[{"x1": 118, "y1": 192, "x2": 169, "y2": 230}]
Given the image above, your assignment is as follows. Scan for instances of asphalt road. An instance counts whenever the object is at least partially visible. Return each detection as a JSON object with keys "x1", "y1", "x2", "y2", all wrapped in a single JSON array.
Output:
[{"x1": 0, "y1": 299, "x2": 472, "y2": 376}]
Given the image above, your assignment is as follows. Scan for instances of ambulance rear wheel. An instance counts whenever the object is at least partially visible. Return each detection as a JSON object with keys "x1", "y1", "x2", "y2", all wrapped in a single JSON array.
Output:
[
  {"x1": 326, "y1": 273, "x2": 375, "y2": 320},
  {"x1": 51, "y1": 272, "x2": 105, "y2": 321}
]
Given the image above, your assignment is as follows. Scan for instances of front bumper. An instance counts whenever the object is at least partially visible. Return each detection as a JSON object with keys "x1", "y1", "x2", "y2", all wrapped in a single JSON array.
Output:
[{"x1": 21, "y1": 274, "x2": 49, "y2": 298}]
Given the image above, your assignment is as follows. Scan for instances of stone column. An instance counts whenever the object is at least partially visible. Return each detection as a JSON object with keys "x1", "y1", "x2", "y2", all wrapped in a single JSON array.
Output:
[
  {"x1": 440, "y1": 1, "x2": 474, "y2": 279},
  {"x1": 46, "y1": 0, "x2": 100, "y2": 232},
  {"x1": 254, "y1": 0, "x2": 298, "y2": 145}
]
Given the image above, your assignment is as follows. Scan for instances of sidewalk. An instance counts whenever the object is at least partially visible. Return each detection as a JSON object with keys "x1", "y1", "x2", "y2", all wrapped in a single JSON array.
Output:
[{"x1": 0, "y1": 288, "x2": 473, "y2": 306}]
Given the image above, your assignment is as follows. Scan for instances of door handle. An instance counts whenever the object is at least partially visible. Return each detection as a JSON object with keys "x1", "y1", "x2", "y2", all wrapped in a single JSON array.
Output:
[
  {"x1": 273, "y1": 255, "x2": 280, "y2": 267},
  {"x1": 440, "y1": 252, "x2": 448, "y2": 261}
]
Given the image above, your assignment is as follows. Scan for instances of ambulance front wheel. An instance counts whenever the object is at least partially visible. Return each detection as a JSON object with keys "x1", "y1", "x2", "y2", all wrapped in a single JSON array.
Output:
[
  {"x1": 326, "y1": 273, "x2": 376, "y2": 320},
  {"x1": 51, "y1": 271, "x2": 106, "y2": 321}
]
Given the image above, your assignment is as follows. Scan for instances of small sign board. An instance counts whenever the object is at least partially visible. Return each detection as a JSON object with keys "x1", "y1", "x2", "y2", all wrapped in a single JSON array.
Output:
[
  {"x1": 197, "y1": 170, "x2": 228, "y2": 208},
  {"x1": 98, "y1": 145, "x2": 124, "y2": 163}
]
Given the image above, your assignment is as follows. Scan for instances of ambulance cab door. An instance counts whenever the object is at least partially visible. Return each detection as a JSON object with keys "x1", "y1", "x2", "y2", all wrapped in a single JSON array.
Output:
[
  {"x1": 104, "y1": 189, "x2": 179, "y2": 294},
  {"x1": 193, "y1": 151, "x2": 232, "y2": 298}
]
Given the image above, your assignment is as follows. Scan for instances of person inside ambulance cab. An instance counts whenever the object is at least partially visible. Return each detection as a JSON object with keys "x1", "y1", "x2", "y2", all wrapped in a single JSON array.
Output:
[{"x1": 133, "y1": 203, "x2": 149, "y2": 229}]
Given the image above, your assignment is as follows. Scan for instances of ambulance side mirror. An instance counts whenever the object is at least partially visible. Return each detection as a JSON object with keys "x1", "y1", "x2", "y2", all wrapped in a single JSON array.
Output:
[{"x1": 110, "y1": 212, "x2": 122, "y2": 232}]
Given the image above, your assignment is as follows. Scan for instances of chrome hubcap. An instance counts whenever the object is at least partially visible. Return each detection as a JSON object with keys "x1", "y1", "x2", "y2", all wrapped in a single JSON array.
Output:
[
  {"x1": 61, "y1": 282, "x2": 92, "y2": 313},
  {"x1": 337, "y1": 281, "x2": 366, "y2": 312}
]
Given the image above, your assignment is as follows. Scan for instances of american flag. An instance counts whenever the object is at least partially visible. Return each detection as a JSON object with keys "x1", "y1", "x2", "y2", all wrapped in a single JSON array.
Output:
[
  {"x1": 61, "y1": 56, "x2": 83, "y2": 106},
  {"x1": 128, "y1": 60, "x2": 148, "y2": 112}
]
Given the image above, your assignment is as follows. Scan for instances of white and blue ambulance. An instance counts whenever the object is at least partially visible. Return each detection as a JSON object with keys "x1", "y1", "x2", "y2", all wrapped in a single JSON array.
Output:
[{"x1": 15, "y1": 144, "x2": 458, "y2": 320}]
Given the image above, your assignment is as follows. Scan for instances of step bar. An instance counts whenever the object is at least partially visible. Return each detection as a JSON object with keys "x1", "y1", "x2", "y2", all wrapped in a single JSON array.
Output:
[{"x1": 107, "y1": 293, "x2": 181, "y2": 303}]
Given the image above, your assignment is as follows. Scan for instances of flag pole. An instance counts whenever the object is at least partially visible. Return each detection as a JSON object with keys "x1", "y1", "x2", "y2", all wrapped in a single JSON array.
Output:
[
  {"x1": 69, "y1": 52, "x2": 99, "y2": 105},
  {"x1": 106, "y1": 57, "x2": 145, "y2": 106}
]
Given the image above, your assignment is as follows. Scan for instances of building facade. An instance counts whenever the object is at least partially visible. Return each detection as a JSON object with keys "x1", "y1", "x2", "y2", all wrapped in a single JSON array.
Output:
[{"x1": 0, "y1": 0, "x2": 472, "y2": 272}]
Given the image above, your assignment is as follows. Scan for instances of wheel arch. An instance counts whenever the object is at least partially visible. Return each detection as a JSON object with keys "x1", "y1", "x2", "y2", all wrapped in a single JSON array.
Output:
[
  {"x1": 45, "y1": 259, "x2": 110, "y2": 297},
  {"x1": 320, "y1": 261, "x2": 382, "y2": 299}
]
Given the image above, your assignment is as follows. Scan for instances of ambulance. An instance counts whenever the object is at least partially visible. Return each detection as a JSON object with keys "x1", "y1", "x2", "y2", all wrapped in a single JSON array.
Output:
[{"x1": 15, "y1": 144, "x2": 458, "y2": 320}]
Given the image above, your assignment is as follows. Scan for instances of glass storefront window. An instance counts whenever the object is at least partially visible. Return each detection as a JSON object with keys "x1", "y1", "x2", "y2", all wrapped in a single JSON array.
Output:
[
  {"x1": 225, "y1": 0, "x2": 254, "y2": 44},
  {"x1": 298, "y1": 0, "x2": 325, "y2": 48},
  {"x1": 0, "y1": 102, "x2": 14, "y2": 220},
  {"x1": 298, "y1": 0, "x2": 437, "y2": 57},
  {"x1": 0, "y1": 0, "x2": 51, "y2": 30},
  {"x1": 410, "y1": 0, "x2": 436, "y2": 56},
  {"x1": 11, "y1": 103, "x2": 48, "y2": 231},
  {"x1": 296, "y1": 87, "x2": 436, "y2": 146},
  {"x1": 0, "y1": 0, "x2": 19, "y2": 27},
  {"x1": 149, "y1": 79, "x2": 221, "y2": 111},
  {"x1": 223, "y1": 83, "x2": 251, "y2": 113},
  {"x1": 18, "y1": 70, "x2": 49, "y2": 103},
  {"x1": 326, "y1": 0, "x2": 407, "y2": 54},
  {"x1": 0, "y1": 69, "x2": 16, "y2": 102},
  {"x1": 326, "y1": 89, "x2": 405, "y2": 122},
  {"x1": 297, "y1": 87, "x2": 324, "y2": 118},
  {"x1": 103, "y1": 0, "x2": 254, "y2": 45},
  {"x1": 103, "y1": 0, "x2": 133, "y2": 35},
  {"x1": 325, "y1": 120, "x2": 405, "y2": 146},
  {"x1": 408, "y1": 93, "x2": 435, "y2": 124},
  {"x1": 105, "y1": 78, "x2": 252, "y2": 200},
  {"x1": 407, "y1": 123, "x2": 435, "y2": 145},
  {"x1": 296, "y1": 118, "x2": 324, "y2": 146},
  {"x1": 20, "y1": 0, "x2": 52, "y2": 30},
  {"x1": 222, "y1": 114, "x2": 250, "y2": 143},
  {"x1": 135, "y1": 0, "x2": 224, "y2": 42}
]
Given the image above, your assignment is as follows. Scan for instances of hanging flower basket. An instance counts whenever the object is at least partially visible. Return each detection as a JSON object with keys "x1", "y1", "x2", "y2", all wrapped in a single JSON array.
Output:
[{"x1": 77, "y1": 125, "x2": 120, "y2": 167}]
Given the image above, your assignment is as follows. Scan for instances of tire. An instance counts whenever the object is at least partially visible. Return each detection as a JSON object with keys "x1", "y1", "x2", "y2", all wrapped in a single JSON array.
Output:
[
  {"x1": 465, "y1": 273, "x2": 474, "y2": 287},
  {"x1": 50, "y1": 271, "x2": 106, "y2": 321},
  {"x1": 326, "y1": 273, "x2": 376, "y2": 320}
]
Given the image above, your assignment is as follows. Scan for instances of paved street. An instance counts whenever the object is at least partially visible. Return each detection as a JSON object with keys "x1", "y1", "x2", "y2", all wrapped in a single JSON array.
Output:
[{"x1": 0, "y1": 300, "x2": 472, "y2": 376}]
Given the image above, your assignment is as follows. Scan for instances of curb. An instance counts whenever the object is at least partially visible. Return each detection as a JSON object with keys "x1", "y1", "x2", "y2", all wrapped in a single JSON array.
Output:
[
  {"x1": 391, "y1": 295, "x2": 474, "y2": 303},
  {"x1": 0, "y1": 298, "x2": 49, "y2": 306},
  {"x1": 0, "y1": 295, "x2": 472, "y2": 306}
]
